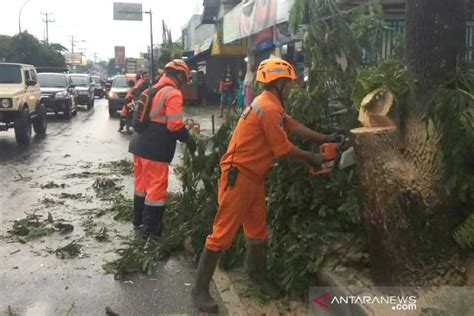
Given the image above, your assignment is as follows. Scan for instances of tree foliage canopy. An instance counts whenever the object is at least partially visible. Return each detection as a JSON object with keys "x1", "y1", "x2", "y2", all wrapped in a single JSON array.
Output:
[
  {"x1": 0, "y1": 32, "x2": 66, "y2": 67},
  {"x1": 157, "y1": 41, "x2": 183, "y2": 69}
]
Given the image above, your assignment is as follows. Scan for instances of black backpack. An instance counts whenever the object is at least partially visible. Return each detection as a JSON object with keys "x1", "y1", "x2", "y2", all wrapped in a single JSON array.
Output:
[{"x1": 132, "y1": 84, "x2": 171, "y2": 133}]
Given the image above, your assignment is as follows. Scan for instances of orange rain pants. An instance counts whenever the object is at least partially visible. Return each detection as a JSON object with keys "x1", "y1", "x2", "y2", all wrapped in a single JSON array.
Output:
[
  {"x1": 133, "y1": 155, "x2": 169, "y2": 206},
  {"x1": 205, "y1": 169, "x2": 268, "y2": 251}
]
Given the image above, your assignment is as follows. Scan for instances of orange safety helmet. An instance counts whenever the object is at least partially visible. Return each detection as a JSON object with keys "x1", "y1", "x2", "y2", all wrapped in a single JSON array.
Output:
[
  {"x1": 164, "y1": 59, "x2": 190, "y2": 80},
  {"x1": 256, "y1": 58, "x2": 297, "y2": 83}
]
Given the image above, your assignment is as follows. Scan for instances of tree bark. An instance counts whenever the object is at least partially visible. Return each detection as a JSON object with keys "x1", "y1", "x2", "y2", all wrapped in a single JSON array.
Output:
[{"x1": 351, "y1": 0, "x2": 467, "y2": 285}]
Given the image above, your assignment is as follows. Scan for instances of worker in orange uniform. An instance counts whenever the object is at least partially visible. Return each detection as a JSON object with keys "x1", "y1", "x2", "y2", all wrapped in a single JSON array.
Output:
[
  {"x1": 128, "y1": 60, "x2": 196, "y2": 235},
  {"x1": 191, "y1": 58, "x2": 339, "y2": 313},
  {"x1": 132, "y1": 71, "x2": 151, "y2": 99},
  {"x1": 118, "y1": 72, "x2": 151, "y2": 132},
  {"x1": 118, "y1": 79, "x2": 135, "y2": 132},
  {"x1": 153, "y1": 68, "x2": 164, "y2": 85}
]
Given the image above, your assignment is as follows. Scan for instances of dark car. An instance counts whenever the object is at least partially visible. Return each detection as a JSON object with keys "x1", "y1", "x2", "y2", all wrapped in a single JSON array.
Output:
[
  {"x1": 107, "y1": 75, "x2": 134, "y2": 116},
  {"x1": 91, "y1": 75, "x2": 105, "y2": 98},
  {"x1": 37, "y1": 73, "x2": 77, "y2": 119},
  {"x1": 68, "y1": 74, "x2": 95, "y2": 110}
]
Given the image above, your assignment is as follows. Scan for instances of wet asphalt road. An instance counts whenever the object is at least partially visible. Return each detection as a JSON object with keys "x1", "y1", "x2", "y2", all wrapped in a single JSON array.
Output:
[{"x1": 0, "y1": 99, "x2": 227, "y2": 316}]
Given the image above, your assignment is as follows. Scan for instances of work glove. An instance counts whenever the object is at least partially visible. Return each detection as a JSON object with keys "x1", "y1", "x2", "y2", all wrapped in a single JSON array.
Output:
[
  {"x1": 311, "y1": 153, "x2": 325, "y2": 167},
  {"x1": 186, "y1": 136, "x2": 197, "y2": 154},
  {"x1": 322, "y1": 133, "x2": 340, "y2": 143}
]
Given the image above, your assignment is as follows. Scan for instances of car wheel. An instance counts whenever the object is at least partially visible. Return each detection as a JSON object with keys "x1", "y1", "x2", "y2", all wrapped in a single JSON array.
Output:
[
  {"x1": 33, "y1": 104, "x2": 48, "y2": 134},
  {"x1": 109, "y1": 108, "x2": 115, "y2": 117},
  {"x1": 63, "y1": 102, "x2": 72, "y2": 120},
  {"x1": 14, "y1": 108, "x2": 32, "y2": 145}
]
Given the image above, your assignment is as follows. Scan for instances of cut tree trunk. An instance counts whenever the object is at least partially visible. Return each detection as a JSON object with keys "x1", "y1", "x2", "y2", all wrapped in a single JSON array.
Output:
[
  {"x1": 351, "y1": 0, "x2": 467, "y2": 285},
  {"x1": 351, "y1": 126, "x2": 461, "y2": 285}
]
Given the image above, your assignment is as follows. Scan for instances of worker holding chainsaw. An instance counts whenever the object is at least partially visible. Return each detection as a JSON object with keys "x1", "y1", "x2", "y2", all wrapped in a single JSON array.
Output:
[
  {"x1": 192, "y1": 58, "x2": 340, "y2": 313},
  {"x1": 128, "y1": 60, "x2": 196, "y2": 235}
]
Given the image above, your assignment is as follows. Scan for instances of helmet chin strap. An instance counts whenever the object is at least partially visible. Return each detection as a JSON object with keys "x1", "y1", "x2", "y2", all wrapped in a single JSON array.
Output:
[
  {"x1": 274, "y1": 82, "x2": 284, "y2": 102},
  {"x1": 172, "y1": 73, "x2": 184, "y2": 86}
]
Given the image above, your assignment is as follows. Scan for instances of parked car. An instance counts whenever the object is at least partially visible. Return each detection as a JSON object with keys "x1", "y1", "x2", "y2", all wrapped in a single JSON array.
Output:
[
  {"x1": 68, "y1": 74, "x2": 95, "y2": 110},
  {"x1": 107, "y1": 75, "x2": 134, "y2": 117},
  {"x1": 0, "y1": 63, "x2": 47, "y2": 144},
  {"x1": 37, "y1": 72, "x2": 77, "y2": 119},
  {"x1": 91, "y1": 75, "x2": 105, "y2": 98}
]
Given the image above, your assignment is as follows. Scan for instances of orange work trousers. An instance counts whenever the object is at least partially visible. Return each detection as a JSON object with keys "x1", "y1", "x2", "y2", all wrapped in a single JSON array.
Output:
[
  {"x1": 133, "y1": 155, "x2": 169, "y2": 206},
  {"x1": 205, "y1": 169, "x2": 268, "y2": 251}
]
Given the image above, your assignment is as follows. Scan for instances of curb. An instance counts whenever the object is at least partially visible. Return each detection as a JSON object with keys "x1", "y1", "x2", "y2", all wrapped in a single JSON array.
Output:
[
  {"x1": 317, "y1": 267, "x2": 373, "y2": 315},
  {"x1": 213, "y1": 267, "x2": 247, "y2": 316}
]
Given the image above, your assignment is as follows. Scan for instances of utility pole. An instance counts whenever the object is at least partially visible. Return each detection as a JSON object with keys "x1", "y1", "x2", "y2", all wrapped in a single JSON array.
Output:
[
  {"x1": 145, "y1": 10, "x2": 154, "y2": 79},
  {"x1": 41, "y1": 12, "x2": 55, "y2": 44},
  {"x1": 93, "y1": 52, "x2": 98, "y2": 64},
  {"x1": 69, "y1": 36, "x2": 85, "y2": 54},
  {"x1": 70, "y1": 35, "x2": 75, "y2": 53}
]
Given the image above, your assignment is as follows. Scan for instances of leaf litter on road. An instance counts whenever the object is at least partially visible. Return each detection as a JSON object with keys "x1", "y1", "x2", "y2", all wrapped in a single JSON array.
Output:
[
  {"x1": 108, "y1": 195, "x2": 133, "y2": 222},
  {"x1": 64, "y1": 171, "x2": 107, "y2": 179},
  {"x1": 92, "y1": 177, "x2": 123, "y2": 200},
  {"x1": 95, "y1": 226, "x2": 110, "y2": 242},
  {"x1": 55, "y1": 240, "x2": 82, "y2": 259},
  {"x1": 59, "y1": 192, "x2": 86, "y2": 200},
  {"x1": 102, "y1": 235, "x2": 173, "y2": 279},
  {"x1": 41, "y1": 181, "x2": 66, "y2": 189},
  {"x1": 7, "y1": 212, "x2": 73, "y2": 242},
  {"x1": 63, "y1": 302, "x2": 75, "y2": 316},
  {"x1": 40, "y1": 197, "x2": 65, "y2": 207},
  {"x1": 7, "y1": 305, "x2": 19, "y2": 316},
  {"x1": 100, "y1": 159, "x2": 133, "y2": 176}
]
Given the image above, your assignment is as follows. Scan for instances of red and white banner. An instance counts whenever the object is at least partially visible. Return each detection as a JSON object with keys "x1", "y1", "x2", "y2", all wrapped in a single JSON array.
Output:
[{"x1": 223, "y1": 0, "x2": 277, "y2": 44}]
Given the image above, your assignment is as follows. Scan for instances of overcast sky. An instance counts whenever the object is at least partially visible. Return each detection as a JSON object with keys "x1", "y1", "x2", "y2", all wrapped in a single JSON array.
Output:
[{"x1": 2, "y1": 0, "x2": 203, "y2": 61}]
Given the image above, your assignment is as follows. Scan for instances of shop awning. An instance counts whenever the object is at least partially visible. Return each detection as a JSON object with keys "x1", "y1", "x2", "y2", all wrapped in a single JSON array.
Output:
[
  {"x1": 186, "y1": 48, "x2": 211, "y2": 66},
  {"x1": 223, "y1": 0, "x2": 296, "y2": 44}
]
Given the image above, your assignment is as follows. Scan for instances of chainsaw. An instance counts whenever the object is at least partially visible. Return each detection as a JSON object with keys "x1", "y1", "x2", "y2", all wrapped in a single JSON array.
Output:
[{"x1": 309, "y1": 131, "x2": 356, "y2": 176}]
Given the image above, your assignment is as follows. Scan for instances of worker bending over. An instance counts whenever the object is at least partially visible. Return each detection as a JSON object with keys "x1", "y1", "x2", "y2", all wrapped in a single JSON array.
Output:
[{"x1": 192, "y1": 58, "x2": 339, "y2": 313}]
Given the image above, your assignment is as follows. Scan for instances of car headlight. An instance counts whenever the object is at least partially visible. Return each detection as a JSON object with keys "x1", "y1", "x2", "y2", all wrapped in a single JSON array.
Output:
[
  {"x1": 108, "y1": 92, "x2": 116, "y2": 98},
  {"x1": 1, "y1": 98, "x2": 11, "y2": 108},
  {"x1": 55, "y1": 91, "x2": 67, "y2": 98}
]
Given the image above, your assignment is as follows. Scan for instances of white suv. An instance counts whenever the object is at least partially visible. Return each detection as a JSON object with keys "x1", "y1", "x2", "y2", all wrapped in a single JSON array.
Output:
[{"x1": 0, "y1": 63, "x2": 47, "y2": 144}]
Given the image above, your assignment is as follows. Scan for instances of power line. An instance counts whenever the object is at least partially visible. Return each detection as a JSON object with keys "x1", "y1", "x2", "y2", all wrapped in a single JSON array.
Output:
[
  {"x1": 69, "y1": 36, "x2": 86, "y2": 54},
  {"x1": 41, "y1": 12, "x2": 55, "y2": 44}
]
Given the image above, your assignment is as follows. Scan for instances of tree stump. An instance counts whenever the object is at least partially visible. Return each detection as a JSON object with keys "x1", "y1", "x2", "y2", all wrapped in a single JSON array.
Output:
[{"x1": 351, "y1": 126, "x2": 463, "y2": 285}]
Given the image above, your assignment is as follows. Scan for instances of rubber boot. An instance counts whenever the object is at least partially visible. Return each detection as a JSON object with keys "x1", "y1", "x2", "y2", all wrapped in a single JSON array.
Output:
[
  {"x1": 117, "y1": 118, "x2": 125, "y2": 132},
  {"x1": 191, "y1": 247, "x2": 221, "y2": 314},
  {"x1": 133, "y1": 194, "x2": 145, "y2": 227},
  {"x1": 141, "y1": 205, "x2": 165, "y2": 236},
  {"x1": 246, "y1": 239, "x2": 281, "y2": 299}
]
